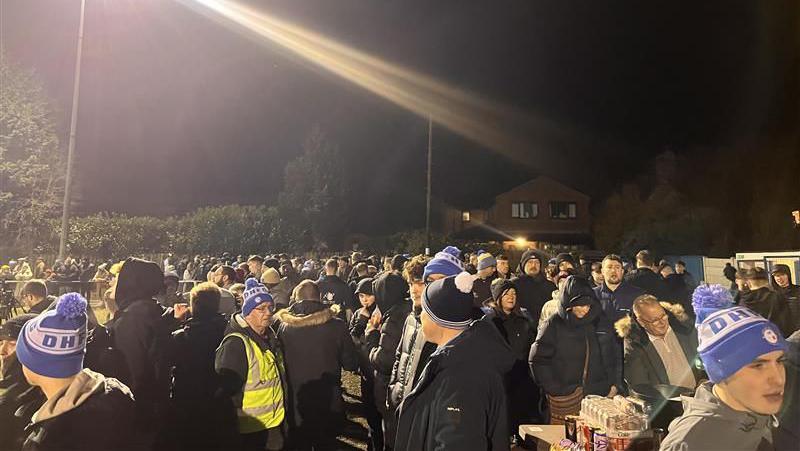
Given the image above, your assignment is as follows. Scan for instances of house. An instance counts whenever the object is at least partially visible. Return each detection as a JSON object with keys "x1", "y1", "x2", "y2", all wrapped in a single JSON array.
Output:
[{"x1": 440, "y1": 176, "x2": 592, "y2": 251}]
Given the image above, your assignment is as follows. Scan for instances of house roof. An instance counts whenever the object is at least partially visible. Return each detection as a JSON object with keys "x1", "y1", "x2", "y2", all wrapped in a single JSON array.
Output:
[{"x1": 444, "y1": 175, "x2": 590, "y2": 211}]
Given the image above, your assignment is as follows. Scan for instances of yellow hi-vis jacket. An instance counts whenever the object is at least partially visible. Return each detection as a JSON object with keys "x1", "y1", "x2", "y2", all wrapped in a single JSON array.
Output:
[{"x1": 223, "y1": 332, "x2": 285, "y2": 433}]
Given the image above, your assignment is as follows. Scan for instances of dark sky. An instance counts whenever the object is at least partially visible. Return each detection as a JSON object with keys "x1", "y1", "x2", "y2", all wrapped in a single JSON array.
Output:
[{"x1": 2, "y1": 0, "x2": 795, "y2": 233}]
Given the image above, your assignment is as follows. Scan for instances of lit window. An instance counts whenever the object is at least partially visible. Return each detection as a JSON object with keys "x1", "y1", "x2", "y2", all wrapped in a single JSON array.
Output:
[
  {"x1": 462, "y1": 211, "x2": 471, "y2": 222},
  {"x1": 550, "y1": 202, "x2": 577, "y2": 219},
  {"x1": 512, "y1": 202, "x2": 538, "y2": 219}
]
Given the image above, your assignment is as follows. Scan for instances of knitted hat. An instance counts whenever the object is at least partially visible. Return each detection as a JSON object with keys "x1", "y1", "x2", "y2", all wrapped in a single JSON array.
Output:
[
  {"x1": 355, "y1": 277, "x2": 375, "y2": 296},
  {"x1": 242, "y1": 278, "x2": 274, "y2": 316},
  {"x1": 477, "y1": 253, "x2": 497, "y2": 271},
  {"x1": 491, "y1": 278, "x2": 515, "y2": 302},
  {"x1": 698, "y1": 306, "x2": 788, "y2": 383},
  {"x1": 423, "y1": 246, "x2": 464, "y2": 281},
  {"x1": 15, "y1": 293, "x2": 88, "y2": 378},
  {"x1": 0, "y1": 313, "x2": 37, "y2": 340},
  {"x1": 422, "y1": 271, "x2": 476, "y2": 330},
  {"x1": 261, "y1": 267, "x2": 281, "y2": 285},
  {"x1": 692, "y1": 284, "x2": 734, "y2": 324}
]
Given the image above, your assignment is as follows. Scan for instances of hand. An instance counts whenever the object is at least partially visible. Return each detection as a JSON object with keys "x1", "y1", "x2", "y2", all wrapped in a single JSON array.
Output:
[
  {"x1": 173, "y1": 303, "x2": 190, "y2": 321},
  {"x1": 607, "y1": 385, "x2": 618, "y2": 398},
  {"x1": 366, "y1": 310, "x2": 382, "y2": 332}
]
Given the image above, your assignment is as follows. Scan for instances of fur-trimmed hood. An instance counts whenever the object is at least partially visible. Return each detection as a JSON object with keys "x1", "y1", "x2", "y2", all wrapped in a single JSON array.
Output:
[
  {"x1": 614, "y1": 302, "x2": 690, "y2": 338},
  {"x1": 274, "y1": 300, "x2": 341, "y2": 328}
]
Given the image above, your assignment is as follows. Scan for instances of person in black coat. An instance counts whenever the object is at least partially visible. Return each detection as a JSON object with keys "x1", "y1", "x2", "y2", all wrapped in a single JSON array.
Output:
[
  {"x1": 349, "y1": 278, "x2": 383, "y2": 451},
  {"x1": 483, "y1": 279, "x2": 541, "y2": 442},
  {"x1": 318, "y1": 258, "x2": 354, "y2": 314},
  {"x1": 363, "y1": 271, "x2": 412, "y2": 450},
  {"x1": 772, "y1": 264, "x2": 800, "y2": 333},
  {"x1": 394, "y1": 273, "x2": 515, "y2": 451},
  {"x1": 512, "y1": 249, "x2": 557, "y2": 327},
  {"x1": 624, "y1": 250, "x2": 670, "y2": 301},
  {"x1": 169, "y1": 282, "x2": 236, "y2": 451},
  {"x1": 529, "y1": 276, "x2": 622, "y2": 422},
  {"x1": 739, "y1": 267, "x2": 793, "y2": 336},
  {"x1": 274, "y1": 280, "x2": 359, "y2": 450}
]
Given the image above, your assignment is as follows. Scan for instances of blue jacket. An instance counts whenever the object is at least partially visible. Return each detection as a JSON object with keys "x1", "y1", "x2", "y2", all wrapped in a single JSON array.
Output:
[{"x1": 594, "y1": 281, "x2": 645, "y2": 321}]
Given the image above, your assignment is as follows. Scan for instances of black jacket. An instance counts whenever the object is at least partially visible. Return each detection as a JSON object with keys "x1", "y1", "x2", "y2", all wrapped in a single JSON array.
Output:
[
  {"x1": 394, "y1": 320, "x2": 515, "y2": 451},
  {"x1": 0, "y1": 355, "x2": 45, "y2": 451},
  {"x1": 388, "y1": 306, "x2": 437, "y2": 413},
  {"x1": 529, "y1": 276, "x2": 621, "y2": 397},
  {"x1": 614, "y1": 302, "x2": 703, "y2": 390},
  {"x1": 625, "y1": 267, "x2": 670, "y2": 301},
  {"x1": 738, "y1": 287, "x2": 793, "y2": 336},
  {"x1": 274, "y1": 300, "x2": 358, "y2": 429},
  {"x1": 317, "y1": 274, "x2": 352, "y2": 310},
  {"x1": 594, "y1": 281, "x2": 645, "y2": 321},
  {"x1": 512, "y1": 249, "x2": 556, "y2": 326},
  {"x1": 22, "y1": 369, "x2": 142, "y2": 451},
  {"x1": 170, "y1": 313, "x2": 229, "y2": 401},
  {"x1": 483, "y1": 307, "x2": 537, "y2": 362}
]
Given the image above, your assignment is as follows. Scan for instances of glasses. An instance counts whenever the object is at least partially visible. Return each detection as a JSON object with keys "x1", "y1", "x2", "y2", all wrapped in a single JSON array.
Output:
[{"x1": 639, "y1": 313, "x2": 668, "y2": 326}]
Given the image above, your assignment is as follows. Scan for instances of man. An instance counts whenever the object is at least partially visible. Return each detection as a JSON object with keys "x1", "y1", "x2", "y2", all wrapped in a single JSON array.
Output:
[
  {"x1": 724, "y1": 261, "x2": 738, "y2": 289},
  {"x1": 739, "y1": 267, "x2": 793, "y2": 336},
  {"x1": 317, "y1": 258, "x2": 353, "y2": 316},
  {"x1": 15, "y1": 293, "x2": 141, "y2": 450},
  {"x1": 675, "y1": 260, "x2": 698, "y2": 292},
  {"x1": 594, "y1": 254, "x2": 645, "y2": 321},
  {"x1": 661, "y1": 303, "x2": 788, "y2": 450},
  {"x1": 659, "y1": 263, "x2": 692, "y2": 313},
  {"x1": 512, "y1": 249, "x2": 557, "y2": 327},
  {"x1": 472, "y1": 252, "x2": 498, "y2": 308},
  {"x1": 246, "y1": 255, "x2": 264, "y2": 280},
  {"x1": 274, "y1": 280, "x2": 358, "y2": 449},
  {"x1": 0, "y1": 313, "x2": 44, "y2": 451},
  {"x1": 772, "y1": 264, "x2": 800, "y2": 333},
  {"x1": 615, "y1": 295, "x2": 700, "y2": 391},
  {"x1": 495, "y1": 254, "x2": 511, "y2": 280},
  {"x1": 261, "y1": 267, "x2": 289, "y2": 310},
  {"x1": 337, "y1": 256, "x2": 352, "y2": 281},
  {"x1": 216, "y1": 279, "x2": 285, "y2": 451},
  {"x1": 394, "y1": 272, "x2": 514, "y2": 450},
  {"x1": 210, "y1": 265, "x2": 239, "y2": 315},
  {"x1": 590, "y1": 261, "x2": 604, "y2": 287},
  {"x1": 624, "y1": 250, "x2": 670, "y2": 301},
  {"x1": 20, "y1": 280, "x2": 57, "y2": 315}
]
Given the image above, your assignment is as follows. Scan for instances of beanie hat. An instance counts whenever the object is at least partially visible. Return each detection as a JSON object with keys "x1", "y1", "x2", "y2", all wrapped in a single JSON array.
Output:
[
  {"x1": 491, "y1": 278, "x2": 515, "y2": 302},
  {"x1": 477, "y1": 253, "x2": 497, "y2": 271},
  {"x1": 242, "y1": 278, "x2": 274, "y2": 316},
  {"x1": 698, "y1": 306, "x2": 788, "y2": 383},
  {"x1": 422, "y1": 272, "x2": 476, "y2": 330},
  {"x1": 423, "y1": 246, "x2": 464, "y2": 281},
  {"x1": 692, "y1": 284, "x2": 734, "y2": 324},
  {"x1": 0, "y1": 313, "x2": 37, "y2": 340},
  {"x1": 555, "y1": 253, "x2": 576, "y2": 268},
  {"x1": 15, "y1": 293, "x2": 87, "y2": 378},
  {"x1": 355, "y1": 277, "x2": 375, "y2": 296},
  {"x1": 391, "y1": 254, "x2": 409, "y2": 272},
  {"x1": 261, "y1": 267, "x2": 281, "y2": 285}
]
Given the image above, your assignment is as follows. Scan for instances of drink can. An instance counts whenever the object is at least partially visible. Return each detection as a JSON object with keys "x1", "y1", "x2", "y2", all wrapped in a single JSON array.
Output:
[
  {"x1": 593, "y1": 429, "x2": 609, "y2": 451},
  {"x1": 564, "y1": 415, "x2": 579, "y2": 442},
  {"x1": 588, "y1": 426, "x2": 599, "y2": 451},
  {"x1": 608, "y1": 436, "x2": 630, "y2": 451}
]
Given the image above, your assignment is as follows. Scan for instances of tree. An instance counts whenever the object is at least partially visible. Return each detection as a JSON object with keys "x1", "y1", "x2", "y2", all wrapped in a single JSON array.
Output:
[{"x1": 0, "y1": 54, "x2": 64, "y2": 256}]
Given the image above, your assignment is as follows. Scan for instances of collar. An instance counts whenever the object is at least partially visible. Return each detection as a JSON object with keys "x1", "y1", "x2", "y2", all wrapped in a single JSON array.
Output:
[{"x1": 647, "y1": 325, "x2": 672, "y2": 342}]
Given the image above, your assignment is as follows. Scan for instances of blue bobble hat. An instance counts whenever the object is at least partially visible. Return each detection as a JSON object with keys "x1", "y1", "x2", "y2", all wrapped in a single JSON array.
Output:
[
  {"x1": 423, "y1": 246, "x2": 464, "y2": 281},
  {"x1": 242, "y1": 278, "x2": 274, "y2": 316},
  {"x1": 476, "y1": 252, "x2": 497, "y2": 271},
  {"x1": 16, "y1": 293, "x2": 88, "y2": 378}
]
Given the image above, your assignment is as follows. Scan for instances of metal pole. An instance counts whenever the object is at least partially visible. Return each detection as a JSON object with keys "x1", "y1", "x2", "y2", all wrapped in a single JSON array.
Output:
[
  {"x1": 59, "y1": 0, "x2": 87, "y2": 259},
  {"x1": 425, "y1": 115, "x2": 432, "y2": 256}
]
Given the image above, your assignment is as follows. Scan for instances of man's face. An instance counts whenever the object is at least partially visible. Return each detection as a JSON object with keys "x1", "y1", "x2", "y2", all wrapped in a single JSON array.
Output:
[
  {"x1": 469, "y1": 255, "x2": 478, "y2": 267},
  {"x1": 721, "y1": 350, "x2": 786, "y2": 415},
  {"x1": 247, "y1": 261, "x2": 262, "y2": 276},
  {"x1": 636, "y1": 304, "x2": 669, "y2": 337},
  {"x1": 602, "y1": 259, "x2": 624, "y2": 285},
  {"x1": 591, "y1": 271, "x2": 604, "y2": 285},
  {"x1": 496, "y1": 259, "x2": 509, "y2": 275},
  {"x1": 774, "y1": 273, "x2": 790, "y2": 288},
  {"x1": 660, "y1": 266, "x2": 674, "y2": 278},
  {"x1": 409, "y1": 280, "x2": 425, "y2": 306},
  {"x1": 246, "y1": 303, "x2": 274, "y2": 332},
  {"x1": 0, "y1": 338, "x2": 16, "y2": 362},
  {"x1": 570, "y1": 304, "x2": 591, "y2": 319},
  {"x1": 675, "y1": 264, "x2": 685, "y2": 274},
  {"x1": 558, "y1": 261, "x2": 575, "y2": 272},
  {"x1": 500, "y1": 288, "x2": 517, "y2": 312},
  {"x1": 359, "y1": 293, "x2": 376, "y2": 309},
  {"x1": 524, "y1": 258, "x2": 541, "y2": 277}
]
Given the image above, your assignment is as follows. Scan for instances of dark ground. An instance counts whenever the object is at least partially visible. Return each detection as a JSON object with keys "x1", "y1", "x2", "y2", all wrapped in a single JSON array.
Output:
[{"x1": 338, "y1": 371, "x2": 370, "y2": 450}]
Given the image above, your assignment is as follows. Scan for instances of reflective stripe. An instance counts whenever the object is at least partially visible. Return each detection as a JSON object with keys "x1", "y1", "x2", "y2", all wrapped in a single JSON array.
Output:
[{"x1": 225, "y1": 333, "x2": 285, "y2": 433}]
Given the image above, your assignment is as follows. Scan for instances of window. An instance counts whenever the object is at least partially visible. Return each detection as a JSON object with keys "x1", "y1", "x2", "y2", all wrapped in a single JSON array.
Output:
[
  {"x1": 550, "y1": 202, "x2": 577, "y2": 219},
  {"x1": 462, "y1": 211, "x2": 471, "y2": 222},
  {"x1": 511, "y1": 202, "x2": 538, "y2": 219}
]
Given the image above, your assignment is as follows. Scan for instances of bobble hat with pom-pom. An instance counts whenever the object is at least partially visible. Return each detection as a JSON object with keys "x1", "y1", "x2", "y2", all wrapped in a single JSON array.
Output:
[
  {"x1": 422, "y1": 271, "x2": 478, "y2": 330},
  {"x1": 423, "y1": 246, "x2": 464, "y2": 281},
  {"x1": 16, "y1": 292, "x2": 88, "y2": 378},
  {"x1": 692, "y1": 283, "x2": 734, "y2": 324},
  {"x1": 242, "y1": 277, "x2": 274, "y2": 316}
]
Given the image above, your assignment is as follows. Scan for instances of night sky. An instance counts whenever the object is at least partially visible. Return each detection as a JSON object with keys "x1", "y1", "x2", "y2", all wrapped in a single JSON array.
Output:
[{"x1": 1, "y1": 0, "x2": 795, "y2": 234}]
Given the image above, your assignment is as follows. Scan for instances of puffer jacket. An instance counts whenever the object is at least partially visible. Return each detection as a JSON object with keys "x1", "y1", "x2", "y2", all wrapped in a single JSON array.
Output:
[{"x1": 388, "y1": 306, "x2": 437, "y2": 412}]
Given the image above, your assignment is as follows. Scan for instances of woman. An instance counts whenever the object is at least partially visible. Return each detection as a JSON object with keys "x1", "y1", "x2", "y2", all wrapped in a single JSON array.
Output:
[
  {"x1": 484, "y1": 279, "x2": 540, "y2": 442},
  {"x1": 529, "y1": 275, "x2": 621, "y2": 424}
]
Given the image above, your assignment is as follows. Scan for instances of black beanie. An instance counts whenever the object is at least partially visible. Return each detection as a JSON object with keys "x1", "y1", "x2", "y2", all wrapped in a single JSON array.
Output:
[
  {"x1": 422, "y1": 272, "x2": 476, "y2": 330},
  {"x1": 355, "y1": 277, "x2": 374, "y2": 296},
  {"x1": 491, "y1": 279, "x2": 516, "y2": 303},
  {"x1": 0, "y1": 313, "x2": 38, "y2": 340}
]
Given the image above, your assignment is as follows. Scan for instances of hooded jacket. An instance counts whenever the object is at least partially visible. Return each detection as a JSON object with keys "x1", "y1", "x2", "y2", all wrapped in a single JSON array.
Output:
[
  {"x1": 274, "y1": 300, "x2": 358, "y2": 430},
  {"x1": 171, "y1": 313, "x2": 229, "y2": 401},
  {"x1": 317, "y1": 274, "x2": 352, "y2": 311},
  {"x1": 614, "y1": 302, "x2": 702, "y2": 390},
  {"x1": 0, "y1": 354, "x2": 45, "y2": 451},
  {"x1": 738, "y1": 286, "x2": 793, "y2": 336},
  {"x1": 660, "y1": 382, "x2": 777, "y2": 451},
  {"x1": 394, "y1": 320, "x2": 515, "y2": 451},
  {"x1": 364, "y1": 272, "x2": 412, "y2": 414},
  {"x1": 529, "y1": 276, "x2": 621, "y2": 397},
  {"x1": 772, "y1": 270, "x2": 800, "y2": 334},
  {"x1": 22, "y1": 369, "x2": 142, "y2": 451},
  {"x1": 512, "y1": 249, "x2": 556, "y2": 326}
]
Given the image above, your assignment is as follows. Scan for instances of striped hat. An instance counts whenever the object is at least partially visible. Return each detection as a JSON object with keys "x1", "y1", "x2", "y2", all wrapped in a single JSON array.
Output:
[{"x1": 422, "y1": 272, "x2": 477, "y2": 330}]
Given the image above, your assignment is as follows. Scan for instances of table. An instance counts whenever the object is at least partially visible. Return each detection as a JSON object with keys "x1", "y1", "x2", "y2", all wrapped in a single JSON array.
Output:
[{"x1": 519, "y1": 424, "x2": 565, "y2": 451}]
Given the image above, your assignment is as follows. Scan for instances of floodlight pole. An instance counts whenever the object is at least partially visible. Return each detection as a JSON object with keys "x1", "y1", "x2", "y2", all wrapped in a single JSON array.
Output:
[
  {"x1": 425, "y1": 115, "x2": 433, "y2": 256},
  {"x1": 59, "y1": 0, "x2": 86, "y2": 259}
]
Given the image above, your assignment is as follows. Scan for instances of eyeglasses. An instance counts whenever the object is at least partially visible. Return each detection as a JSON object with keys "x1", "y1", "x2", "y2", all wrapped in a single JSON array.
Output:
[{"x1": 639, "y1": 313, "x2": 668, "y2": 326}]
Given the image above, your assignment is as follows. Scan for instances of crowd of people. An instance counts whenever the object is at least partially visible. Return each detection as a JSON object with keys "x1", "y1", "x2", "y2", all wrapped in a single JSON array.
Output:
[{"x1": 0, "y1": 246, "x2": 798, "y2": 450}]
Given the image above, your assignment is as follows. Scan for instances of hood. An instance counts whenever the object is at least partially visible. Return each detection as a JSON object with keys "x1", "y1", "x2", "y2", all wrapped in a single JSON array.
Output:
[
  {"x1": 374, "y1": 271, "x2": 408, "y2": 313},
  {"x1": 738, "y1": 287, "x2": 776, "y2": 309},
  {"x1": 558, "y1": 275, "x2": 601, "y2": 323},
  {"x1": 517, "y1": 249, "x2": 549, "y2": 276},
  {"x1": 274, "y1": 300, "x2": 340, "y2": 328},
  {"x1": 614, "y1": 302, "x2": 690, "y2": 338},
  {"x1": 115, "y1": 258, "x2": 164, "y2": 311},
  {"x1": 31, "y1": 369, "x2": 111, "y2": 423},
  {"x1": 770, "y1": 265, "x2": 795, "y2": 290},
  {"x1": 435, "y1": 319, "x2": 515, "y2": 375}
]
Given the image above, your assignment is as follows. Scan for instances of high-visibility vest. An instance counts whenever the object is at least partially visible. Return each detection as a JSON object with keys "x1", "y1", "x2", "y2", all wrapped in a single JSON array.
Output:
[{"x1": 224, "y1": 332, "x2": 285, "y2": 433}]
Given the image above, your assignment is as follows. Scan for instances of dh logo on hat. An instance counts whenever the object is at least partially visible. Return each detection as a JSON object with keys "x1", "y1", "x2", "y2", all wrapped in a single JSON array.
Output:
[{"x1": 763, "y1": 327, "x2": 779, "y2": 344}]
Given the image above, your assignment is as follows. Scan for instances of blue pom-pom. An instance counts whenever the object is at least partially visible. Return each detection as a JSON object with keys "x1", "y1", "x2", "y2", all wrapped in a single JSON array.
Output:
[
  {"x1": 56, "y1": 292, "x2": 87, "y2": 319},
  {"x1": 692, "y1": 284, "x2": 733, "y2": 323},
  {"x1": 245, "y1": 277, "x2": 260, "y2": 289},
  {"x1": 442, "y1": 246, "x2": 461, "y2": 257}
]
